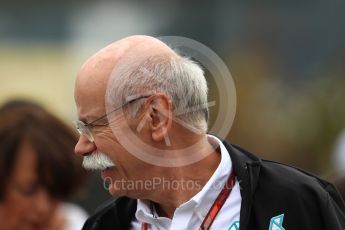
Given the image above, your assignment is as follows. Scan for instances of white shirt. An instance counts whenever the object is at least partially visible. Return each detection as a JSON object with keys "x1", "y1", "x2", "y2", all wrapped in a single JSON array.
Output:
[{"x1": 130, "y1": 135, "x2": 241, "y2": 230}]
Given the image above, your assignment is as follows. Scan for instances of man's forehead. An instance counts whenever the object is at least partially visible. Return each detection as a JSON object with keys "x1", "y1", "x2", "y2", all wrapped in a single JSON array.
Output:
[
  {"x1": 75, "y1": 40, "x2": 132, "y2": 97},
  {"x1": 75, "y1": 87, "x2": 106, "y2": 122},
  {"x1": 75, "y1": 57, "x2": 119, "y2": 122},
  {"x1": 75, "y1": 71, "x2": 107, "y2": 121},
  {"x1": 77, "y1": 107, "x2": 104, "y2": 122}
]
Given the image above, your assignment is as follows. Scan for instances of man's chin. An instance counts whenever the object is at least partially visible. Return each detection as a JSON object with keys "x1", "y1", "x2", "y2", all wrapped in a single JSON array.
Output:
[
  {"x1": 107, "y1": 182, "x2": 130, "y2": 197},
  {"x1": 100, "y1": 167, "x2": 124, "y2": 196},
  {"x1": 101, "y1": 166, "x2": 116, "y2": 179},
  {"x1": 108, "y1": 187, "x2": 124, "y2": 196}
]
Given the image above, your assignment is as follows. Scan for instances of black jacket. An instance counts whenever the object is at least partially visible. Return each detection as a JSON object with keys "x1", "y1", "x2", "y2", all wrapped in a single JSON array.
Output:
[{"x1": 82, "y1": 142, "x2": 345, "y2": 230}]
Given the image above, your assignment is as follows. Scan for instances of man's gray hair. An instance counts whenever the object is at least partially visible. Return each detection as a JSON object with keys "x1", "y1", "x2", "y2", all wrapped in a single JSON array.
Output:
[{"x1": 106, "y1": 51, "x2": 209, "y2": 133}]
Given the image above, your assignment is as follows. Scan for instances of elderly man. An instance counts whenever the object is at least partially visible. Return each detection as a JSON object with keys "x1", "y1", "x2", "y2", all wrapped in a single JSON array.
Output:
[{"x1": 74, "y1": 35, "x2": 345, "y2": 230}]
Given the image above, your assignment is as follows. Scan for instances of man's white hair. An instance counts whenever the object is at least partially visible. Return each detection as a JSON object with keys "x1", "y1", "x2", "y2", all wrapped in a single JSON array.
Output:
[{"x1": 106, "y1": 50, "x2": 209, "y2": 133}]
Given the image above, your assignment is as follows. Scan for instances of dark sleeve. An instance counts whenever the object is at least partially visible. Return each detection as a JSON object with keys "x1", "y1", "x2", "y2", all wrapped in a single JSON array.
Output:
[
  {"x1": 81, "y1": 218, "x2": 91, "y2": 230},
  {"x1": 81, "y1": 215, "x2": 101, "y2": 230},
  {"x1": 252, "y1": 161, "x2": 345, "y2": 230},
  {"x1": 320, "y1": 183, "x2": 345, "y2": 229},
  {"x1": 80, "y1": 199, "x2": 117, "y2": 230},
  {"x1": 80, "y1": 197, "x2": 136, "y2": 230}
]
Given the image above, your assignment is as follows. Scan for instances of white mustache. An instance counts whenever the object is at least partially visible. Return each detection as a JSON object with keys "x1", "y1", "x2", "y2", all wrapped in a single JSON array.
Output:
[{"x1": 82, "y1": 152, "x2": 115, "y2": 170}]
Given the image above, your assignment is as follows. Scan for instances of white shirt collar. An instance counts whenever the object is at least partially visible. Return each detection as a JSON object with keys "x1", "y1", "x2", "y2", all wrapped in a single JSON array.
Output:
[
  {"x1": 192, "y1": 135, "x2": 232, "y2": 218},
  {"x1": 135, "y1": 134, "x2": 232, "y2": 224}
]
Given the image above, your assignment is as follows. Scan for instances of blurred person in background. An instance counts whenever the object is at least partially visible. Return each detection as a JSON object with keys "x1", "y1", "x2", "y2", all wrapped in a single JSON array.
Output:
[
  {"x1": 0, "y1": 100, "x2": 88, "y2": 230},
  {"x1": 331, "y1": 129, "x2": 345, "y2": 201}
]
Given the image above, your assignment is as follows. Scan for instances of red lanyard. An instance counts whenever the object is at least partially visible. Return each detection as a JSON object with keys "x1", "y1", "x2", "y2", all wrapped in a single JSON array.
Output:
[{"x1": 141, "y1": 170, "x2": 236, "y2": 230}]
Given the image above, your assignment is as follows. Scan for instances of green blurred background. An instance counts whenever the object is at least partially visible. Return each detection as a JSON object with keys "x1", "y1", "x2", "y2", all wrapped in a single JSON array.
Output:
[{"x1": 1, "y1": 0, "x2": 345, "y2": 212}]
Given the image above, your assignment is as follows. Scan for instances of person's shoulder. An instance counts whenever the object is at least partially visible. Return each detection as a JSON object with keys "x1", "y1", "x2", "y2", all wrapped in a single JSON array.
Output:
[
  {"x1": 82, "y1": 197, "x2": 136, "y2": 230},
  {"x1": 258, "y1": 158, "x2": 339, "y2": 202},
  {"x1": 82, "y1": 198, "x2": 118, "y2": 230},
  {"x1": 261, "y1": 159, "x2": 331, "y2": 188},
  {"x1": 258, "y1": 159, "x2": 345, "y2": 227},
  {"x1": 226, "y1": 142, "x2": 345, "y2": 229},
  {"x1": 230, "y1": 143, "x2": 338, "y2": 199},
  {"x1": 229, "y1": 143, "x2": 332, "y2": 193}
]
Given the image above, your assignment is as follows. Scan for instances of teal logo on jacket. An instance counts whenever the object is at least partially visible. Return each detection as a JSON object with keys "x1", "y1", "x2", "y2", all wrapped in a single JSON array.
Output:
[
  {"x1": 228, "y1": 220, "x2": 240, "y2": 230},
  {"x1": 269, "y1": 214, "x2": 285, "y2": 230}
]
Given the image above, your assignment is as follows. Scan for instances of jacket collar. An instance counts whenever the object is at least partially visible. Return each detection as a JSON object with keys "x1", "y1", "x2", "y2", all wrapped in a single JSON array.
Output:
[{"x1": 223, "y1": 142, "x2": 261, "y2": 230}]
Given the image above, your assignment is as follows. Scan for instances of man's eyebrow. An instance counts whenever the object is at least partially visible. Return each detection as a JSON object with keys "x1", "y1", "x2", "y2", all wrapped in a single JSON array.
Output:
[{"x1": 79, "y1": 116, "x2": 97, "y2": 123}]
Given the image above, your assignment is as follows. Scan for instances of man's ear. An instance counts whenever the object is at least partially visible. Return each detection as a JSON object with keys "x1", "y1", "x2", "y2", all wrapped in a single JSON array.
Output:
[{"x1": 147, "y1": 94, "x2": 172, "y2": 142}]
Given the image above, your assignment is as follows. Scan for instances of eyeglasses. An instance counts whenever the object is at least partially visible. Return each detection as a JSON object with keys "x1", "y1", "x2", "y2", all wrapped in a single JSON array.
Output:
[{"x1": 74, "y1": 95, "x2": 151, "y2": 142}]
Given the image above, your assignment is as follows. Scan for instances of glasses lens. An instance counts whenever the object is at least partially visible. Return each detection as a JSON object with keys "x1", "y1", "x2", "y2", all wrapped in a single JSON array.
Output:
[{"x1": 74, "y1": 121, "x2": 94, "y2": 142}]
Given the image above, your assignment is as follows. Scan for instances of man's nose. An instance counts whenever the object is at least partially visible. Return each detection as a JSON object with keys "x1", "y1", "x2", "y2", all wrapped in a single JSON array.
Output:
[{"x1": 75, "y1": 135, "x2": 96, "y2": 156}]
